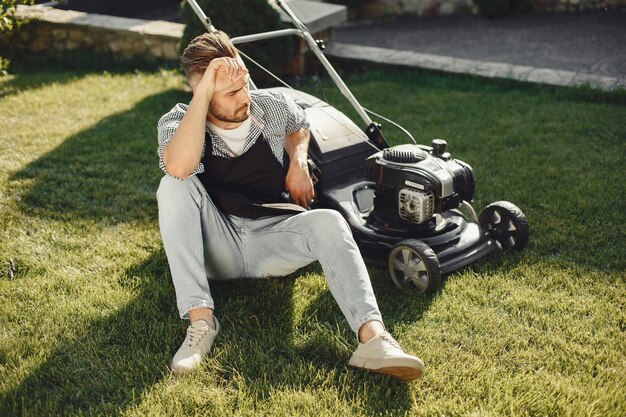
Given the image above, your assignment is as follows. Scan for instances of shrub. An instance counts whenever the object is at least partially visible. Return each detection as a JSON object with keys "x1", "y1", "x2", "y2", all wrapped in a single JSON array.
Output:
[
  {"x1": 473, "y1": 0, "x2": 533, "y2": 18},
  {"x1": 0, "y1": 0, "x2": 33, "y2": 74},
  {"x1": 179, "y1": 0, "x2": 295, "y2": 77}
]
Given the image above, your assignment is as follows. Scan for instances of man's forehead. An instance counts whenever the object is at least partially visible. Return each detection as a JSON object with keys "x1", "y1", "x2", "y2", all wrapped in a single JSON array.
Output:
[{"x1": 225, "y1": 73, "x2": 250, "y2": 93}]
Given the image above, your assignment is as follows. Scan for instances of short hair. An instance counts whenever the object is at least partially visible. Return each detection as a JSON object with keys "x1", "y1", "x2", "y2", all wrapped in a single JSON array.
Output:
[{"x1": 181, "y1": 31, "x2": 238, "y2": 81}]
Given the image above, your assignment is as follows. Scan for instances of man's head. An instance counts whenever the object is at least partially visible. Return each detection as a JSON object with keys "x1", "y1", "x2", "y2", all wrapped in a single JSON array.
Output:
[
  {"x1": 181, "y1": 31, "x2": 237, "y2": 81},
  {"x1": 182, "y1": 31, "x2": 251, "y2": 126}
]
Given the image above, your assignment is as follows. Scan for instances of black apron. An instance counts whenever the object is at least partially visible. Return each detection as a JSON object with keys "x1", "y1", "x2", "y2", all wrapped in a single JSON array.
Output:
[{"x1": 197, "y1": 131, "x2": 302, "y2": 219}]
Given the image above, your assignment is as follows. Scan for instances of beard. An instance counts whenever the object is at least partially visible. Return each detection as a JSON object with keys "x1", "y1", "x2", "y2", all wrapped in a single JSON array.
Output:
[{"x1": 209, "y1": 100, "x2": 250, "y2": 124}]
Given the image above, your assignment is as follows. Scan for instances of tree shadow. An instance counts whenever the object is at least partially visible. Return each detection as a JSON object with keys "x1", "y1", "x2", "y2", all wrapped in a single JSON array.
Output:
[
  {"x1": 2, "y1": 74, "x2": 425, "y2": 414},
  {"x1": 1, "y1": 86, "x2": 188, "y2": 414},
  {"x1": 0, "y1": 69, "x2": 87, "y2": 99},
  {"x1": 0, "y1": 251, "x2": 179, "y2": 416},
  {"x1": 209, "y1": 262, "x2": 432, "y2": 416},
  {"x1": 1, "y1": 54, "x2": 177, "y2": 99},
  {"x1": 9, "y1": 88, "x2": 188, "y2": 224},
  {"x1": 1, "y1": 240, "x2": 425, "y2": 416}
]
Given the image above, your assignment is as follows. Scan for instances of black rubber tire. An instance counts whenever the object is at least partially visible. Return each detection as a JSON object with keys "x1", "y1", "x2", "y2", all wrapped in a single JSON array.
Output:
[
  {"x1": 387, "y1": 239, "x2": 442, "y2": 294},
  {"x1": 479, "y1": 201, "x2": 529, "y2": 252}
]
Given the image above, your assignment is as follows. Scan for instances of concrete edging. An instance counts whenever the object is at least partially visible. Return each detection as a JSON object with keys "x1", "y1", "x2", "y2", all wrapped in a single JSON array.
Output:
[{"x1": 325, "y1": 42, "x2": 626, "y2": 91}]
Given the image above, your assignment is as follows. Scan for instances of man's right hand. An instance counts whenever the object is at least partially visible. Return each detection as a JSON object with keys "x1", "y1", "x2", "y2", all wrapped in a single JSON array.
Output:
[{"x1": 196, "y1": 56, "x2": 249, "y2": 101}]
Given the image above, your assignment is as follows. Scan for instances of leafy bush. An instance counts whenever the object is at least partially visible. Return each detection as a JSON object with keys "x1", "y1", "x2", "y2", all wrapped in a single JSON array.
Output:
[
  {"x1": 0, "y1": 0, "x2": 33, "y2": 74},
  {"x1": 179, "y1": 0, "x2": 295, "y2": 77},
  {"x1": 473, "y1": 0, "x2": 533, "y2": 18}
]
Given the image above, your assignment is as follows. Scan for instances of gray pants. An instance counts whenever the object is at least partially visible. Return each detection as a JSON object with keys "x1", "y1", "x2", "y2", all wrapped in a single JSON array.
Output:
[{"x1": 156, "y1": 175, "x2": 383, "y2": 335}]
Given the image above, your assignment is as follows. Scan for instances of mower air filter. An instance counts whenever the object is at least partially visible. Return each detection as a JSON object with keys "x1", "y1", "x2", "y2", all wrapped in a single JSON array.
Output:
[{"x1": 398, "y1": 188, "x2": 435, "y2": 224}]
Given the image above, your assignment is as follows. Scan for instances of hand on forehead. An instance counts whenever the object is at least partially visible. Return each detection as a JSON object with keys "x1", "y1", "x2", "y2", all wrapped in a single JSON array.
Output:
[{"x1": 214, "y1": 56, "x2": 248, "y2": 92}]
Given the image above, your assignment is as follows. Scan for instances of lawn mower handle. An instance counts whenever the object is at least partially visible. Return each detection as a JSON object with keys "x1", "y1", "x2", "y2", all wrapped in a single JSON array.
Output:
[
  {"x1": 184, "y1": 0, "x2": 389, "y2": 149},
  {"x1": 186, "y1": 0, "x2": 217, "y2": 33}
]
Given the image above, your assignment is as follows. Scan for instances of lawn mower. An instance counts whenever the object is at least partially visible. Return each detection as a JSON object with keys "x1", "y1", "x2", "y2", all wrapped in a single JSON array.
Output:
[{"x1": 185, "y1": 0, "x2": 529, "y2": 294}]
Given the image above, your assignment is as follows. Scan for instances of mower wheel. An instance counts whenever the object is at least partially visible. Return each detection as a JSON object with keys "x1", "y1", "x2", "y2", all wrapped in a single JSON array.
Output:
[
  {"x1": 479, "y1": 201, "x2": 529, "y2": 251},
  {"x1": 387, "y1": 239, "x2": 441, "y2": 294}
]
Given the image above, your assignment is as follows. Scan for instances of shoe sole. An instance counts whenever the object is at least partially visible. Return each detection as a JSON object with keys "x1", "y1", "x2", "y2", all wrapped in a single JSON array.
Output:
[
  {"x1": 368, "y1": 366, "x2": 423, "y2": 381},
  {"x1": 171, "y1": 364, "x2": 196, "y2": 375},
  {"x1": 349, "y1": 356, "x2": 424, "y2": 381}
]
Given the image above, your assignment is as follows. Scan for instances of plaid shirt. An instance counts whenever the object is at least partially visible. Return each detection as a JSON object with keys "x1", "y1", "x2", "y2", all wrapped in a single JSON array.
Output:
[{"x1": 157, "y1": 89, "x2": 309, "y2": 178}]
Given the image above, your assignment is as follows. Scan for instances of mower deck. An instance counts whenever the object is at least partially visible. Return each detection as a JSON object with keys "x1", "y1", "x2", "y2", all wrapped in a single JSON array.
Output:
[{"x1": 320, "y1": 179, "x2": 498, "y2": 275}]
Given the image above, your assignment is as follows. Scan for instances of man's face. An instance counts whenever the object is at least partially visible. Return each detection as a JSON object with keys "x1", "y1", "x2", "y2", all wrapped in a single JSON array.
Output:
[
  {"x1": 208, "y1": 73, "x2": 251, "y2": 124},
  {"x1": 191, "y1": 55, "x2": 251, "y2": 125}
]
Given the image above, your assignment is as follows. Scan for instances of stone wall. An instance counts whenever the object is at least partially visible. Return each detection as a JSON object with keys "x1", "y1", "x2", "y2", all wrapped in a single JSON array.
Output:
[
  {"x1": 3, "y1": 6, "x2": 182, "y2": 62},
  {"x1": 2, "y1": 2, "x2": 346, "y2": 73},
  {"x1": 351, "y1": 0, "x2": 626, "y2": 17}
]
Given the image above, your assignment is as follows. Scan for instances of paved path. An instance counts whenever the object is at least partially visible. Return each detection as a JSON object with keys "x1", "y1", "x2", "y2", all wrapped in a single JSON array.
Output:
[{"x1": 326, "y1": 9, "x2": 626, "y2": 90}]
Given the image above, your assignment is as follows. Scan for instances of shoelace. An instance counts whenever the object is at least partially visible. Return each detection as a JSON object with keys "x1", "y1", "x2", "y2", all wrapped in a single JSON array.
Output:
[
  {"x1": 380, "y1": 332, "x2": 402, "y2": 350},
  {"x1": 186, "y1": 325, "x2": 210, "y2": 347}
]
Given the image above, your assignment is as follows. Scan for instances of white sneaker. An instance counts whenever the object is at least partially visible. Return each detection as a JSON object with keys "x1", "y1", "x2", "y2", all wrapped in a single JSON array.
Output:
[
  {"x1": 348, "y1": 331, "x2": 424, "y2": 380},
  {"x1": 171, "y1": 316, "x2": 220, "y2": 374}
]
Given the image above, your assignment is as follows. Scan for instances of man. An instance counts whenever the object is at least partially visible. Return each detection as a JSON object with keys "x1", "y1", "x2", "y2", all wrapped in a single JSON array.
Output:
[{"x1": 156, "y1": 31, "x2": 425, "y2": 380}]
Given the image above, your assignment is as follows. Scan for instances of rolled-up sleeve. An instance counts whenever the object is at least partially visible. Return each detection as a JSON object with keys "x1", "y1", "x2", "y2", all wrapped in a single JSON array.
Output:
[
  {"x1": 156, "y1": 103, "x2": 205, "y2": 178},
  {"x1": 282, "y1": 92, "x2": 310, "y2": 135}
]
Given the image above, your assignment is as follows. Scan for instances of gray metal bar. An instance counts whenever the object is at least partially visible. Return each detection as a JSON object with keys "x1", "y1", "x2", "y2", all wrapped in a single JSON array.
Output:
[
  {"x1": 185, "y1": 0, "x2": 374, "y2": 127},
  {"x1": 303, "y1": 30, "x2": 373, "y2": 126},
  {"x1": 275, "y1": 0, "x2": 308, "y2": 32},
  {"x1": 185, "y1": 0, "x2": 217, "y2": 33},
  {"x1": 275, "y1": 0, "x2": 373, "y2": 126},
  {"x1": 231, "y1": 29, "x2": 304, "y2": 45}
]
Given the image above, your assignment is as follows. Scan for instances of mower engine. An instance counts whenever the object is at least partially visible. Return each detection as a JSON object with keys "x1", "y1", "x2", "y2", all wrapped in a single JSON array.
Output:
[{"x1": 365, "y1": 140, "x2": 475, "y2": 226}]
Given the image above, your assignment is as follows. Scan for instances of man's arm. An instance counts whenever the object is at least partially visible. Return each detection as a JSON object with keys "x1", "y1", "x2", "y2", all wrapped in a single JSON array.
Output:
[
  {"x1": 162, "y1": 57, "x2": 247, "y2": 178},
  {"x1": 284, "y1": 127, "x2": 314, "y2": 208},
  {"x1": 162, "y1": 92, "x2": 211, "y2": 178}
]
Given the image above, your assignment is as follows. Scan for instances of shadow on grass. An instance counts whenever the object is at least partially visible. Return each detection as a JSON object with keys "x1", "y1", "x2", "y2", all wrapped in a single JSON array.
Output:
[
  {"x1": 9, "y1": 88, "x2": 188, "y2": 224},
  {"x1": 3, "y1": 74, "x2": 430, "y2": 414},
  {"x1": 1, "y1": 52, "x2": 178, "y2": 99},
  {"x1": 0, "y1": 251, "x2": 179, "y2": 416},
  {"x1": 1, "y1": 258, "x2": 426, "y2": 415},
  {"x1": 1, "y1": 87, "x2": 184, "y2": 414},
  {"x1": 208, "y1": 265, "x2": 429, "y2": 416},
  {"x1": 0, "y1": 69, "x2": 88, "y2": 99},
  {"x1": 209, "y1": 261, "x2": 435, "y2": 414},
  {"x1": 298, "y1": 278, "x2": 431, "y2": 414}
]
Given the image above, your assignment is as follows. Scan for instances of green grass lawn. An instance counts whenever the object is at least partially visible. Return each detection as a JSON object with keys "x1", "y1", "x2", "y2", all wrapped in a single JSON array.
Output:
[{"x1": 0, "y1": 64, "x2": 624, "y2": 417}]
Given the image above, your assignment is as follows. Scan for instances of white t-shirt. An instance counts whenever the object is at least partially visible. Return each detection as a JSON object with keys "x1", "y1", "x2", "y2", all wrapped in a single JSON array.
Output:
[{"x1": 206, "y1": 117, "x2": 252, "y2": 157}]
